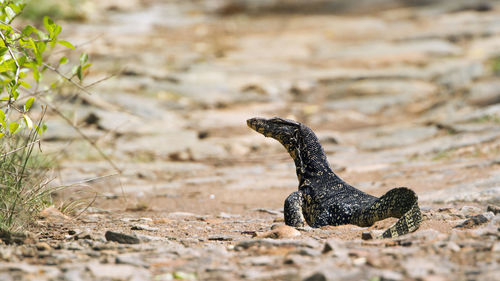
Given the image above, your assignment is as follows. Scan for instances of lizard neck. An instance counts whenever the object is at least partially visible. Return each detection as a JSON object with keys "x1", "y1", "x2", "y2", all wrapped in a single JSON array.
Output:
[{"x1": 288, "y1": 125, "x2": 339, "y2": 185}]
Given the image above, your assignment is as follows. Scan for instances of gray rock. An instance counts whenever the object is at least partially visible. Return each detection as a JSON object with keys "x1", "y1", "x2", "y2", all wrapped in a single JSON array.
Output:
[
  {"x1": 241, "y1": 255, "x2": 276, "y2": 266},
  {"x1": 467, "y1": 79, "x2": 500, "y2": 106},
  {"x1": 105, "y1": 231, "x2": 140, "y2": 244},
  {"x1": 487, "y1": 205, "x2": 500, "y2": 215},
  {"x1": 87, "y1": 262, "x2": 151, "y2": 280},
  {"x1": 130, "y1": 224, "x2": 159, "y2": 231},
  {"x1": 402, "y1": 256, "x2": 453, "y2": 279},
  {"x1": 236, "y1": 238, "x2": 318, "y2": 250},
  {"x1": 208, "y1": 235, "x2": 234, "y2": 241},
  {"x1": 290, "y1": 248, "x2": 321, "y2": 257},
  {"x1": 304, "y1": 272, "x2": 327, "y2": 281},
  {"x1": 63, "y1": 268, "x2": 85, "y2": 281},
  {"x1": 116, "y1": 254, "x2": 149, "y2": 268},
  {"x1": 460, "y1": 206, "x2": 482, "y2": 216},
  {"x1": 361, "y1": 232, "x2": 373, "y2": 240}
]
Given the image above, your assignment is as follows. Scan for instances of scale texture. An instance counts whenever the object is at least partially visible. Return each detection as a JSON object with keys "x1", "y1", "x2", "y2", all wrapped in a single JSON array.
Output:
[{"x1": 247, "y1": 117, "x2": 422, "y2": 238}]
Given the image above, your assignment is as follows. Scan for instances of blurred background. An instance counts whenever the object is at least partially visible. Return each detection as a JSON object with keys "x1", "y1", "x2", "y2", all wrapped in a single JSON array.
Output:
[
  {"x1": 1, "y1": 1, "x2": 499, "y2": 280},
  {"x1": 25, "y1": 0, "x2": 499, "y2": 214}
]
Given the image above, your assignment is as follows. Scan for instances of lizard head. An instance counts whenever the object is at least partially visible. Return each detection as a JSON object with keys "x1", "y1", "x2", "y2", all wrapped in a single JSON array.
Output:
[{"x1": 247, "y1": 117, "x2": 302, "y2": 152}]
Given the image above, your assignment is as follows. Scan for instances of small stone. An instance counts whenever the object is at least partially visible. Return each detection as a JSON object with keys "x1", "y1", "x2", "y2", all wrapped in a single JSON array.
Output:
[
  {"x1": 454, "y1": 214, "x2": 490, "y2": 228},
  {"x1": 75, "y1": 232, "x2": 95, "y2": 240},
  {"x1": 303, "y1": 272, "x2": 327, "y2": 281},
  {"x1": 208, "y1": 235, "x2": 233, "y2": 241},
  {"x1": 380, "y1": 270, "x2": 404, "y2": 281},
  {"x1": 447, "y1": 241, "x2": 461, "y2": 252},
  {"x1": 255, "y1": 225, "x2": 300, "y2": 239},
  {"x1": 87, "y1": 262, "x2": 150, "y2": 280},
  {"x1": 218, "y1": 212, "x2": 240, "y2": 219},
  {"x1": 322, "y1": 239, "x2": 340, "y2": 254},
  {"x1": 38, "y1": 206, "x2": 72, "y2": 222},
  {"x1": 352, "y1": 257, "x2": 366, "y2": 266},
  {"x1": 491, "y1": 242, "x2": 500, "y2": 252},
  {"x1": 291, "y1": 248, "x2": 321, "y2": 257},
  {"x1": 241, "y1": 255, "x2": 275, "y2": 266},
  {"x1": 0, "y1": 231, "x2": 36, "y2": 245},
  {"x1": 105, "y1": 231, "x2": 140, "y2": 244},
  {"x1": 35, "y1": 242, "x2": 51, "y2": 251},
  {"x1": 116, "y1": 255, "x2": 149, "y2": 268},
  {"x1": 361, "y1": 232, "x2": 373, "y2": 240},
  {"x1": 487, "y1": 205, "x2": 500, "y2": 215},
  {"x1": 460, "y1": 206, "x2": 481, "y2": 216},
  {"x1": 130, "y1": 224, "x2": 159, "y2": 231}
]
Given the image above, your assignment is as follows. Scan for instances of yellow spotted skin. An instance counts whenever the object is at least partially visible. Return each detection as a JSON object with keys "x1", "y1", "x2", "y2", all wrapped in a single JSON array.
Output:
[{"x1": 247, "y1": 117, "x2": 422, "y2": 238}]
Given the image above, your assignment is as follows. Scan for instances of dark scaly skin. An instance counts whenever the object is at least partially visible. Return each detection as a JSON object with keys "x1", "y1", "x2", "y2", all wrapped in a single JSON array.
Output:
[{"x1": 247, "y1": 117, "x2": 422, "y2": 238}]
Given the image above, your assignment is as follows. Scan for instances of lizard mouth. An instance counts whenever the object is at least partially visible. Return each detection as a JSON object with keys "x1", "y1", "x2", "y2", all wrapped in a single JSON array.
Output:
[{"x1": 246, "y1": 117, "x2": 264, "y2": 131}]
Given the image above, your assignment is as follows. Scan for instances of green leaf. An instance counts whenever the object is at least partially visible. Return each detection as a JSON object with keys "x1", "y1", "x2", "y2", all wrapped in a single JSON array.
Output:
[
  {"x1": 23, "y1": 115, "x2": 33, "y2": 129},
  {"x1": 0, "y1": 24, "x2": 12, "y2": 32},
  {"x1": 19, "y1": 80, "x2": 31, "y2": 89},
  {"x1": 0, "y1": 109, "x2": 5, "y2": 120},
  {"x1": 0, "y1": 59, "x2": 16, "y2": 73},
  {"x1": 35, "y1": 123, "x2": 47, "y2": 135},
  {"x1": 57, "y1": 40, "x2": 75, "y2": 49},
  {"x1": 53, "y1": 25, "x2": 62, "y2": 37},
  {"x1": 0, "y1": 132, "x2": 4, "y2": 138},
  {"x1": 43, "y1": 16, "x2": 54, "y2": 36},
  {"x1": 9, "y1": 2, "x2": 25, "y2": 14},
  {"x1": 76, "y1": 65, "x2": 82, "y2": 81},
  {"x1": 4, "y1": 6, "x2": 16, "y2": 22},
  {"x1": 0, "y1": 47, "x2": 8, "y2": 56},
  {"x1": 22, "y1": 25, "x2": 34, "y2": 37},
  {"x1": 59, "y1": 56, "x2": 68, "y2": 65},
  {"x1": 80, "y1": 53, "x2": 88, "y2": 64},
  {"x1": 24, "y1": 97, "x2": 34, "y2": 111},
  {"x1": 32, "y1": 66, "x2": 40, "y2": 82},
  {"x1": 8, "y1": 122, "x2": 19, "y2": 134},
  {"x1": 82, "y1": 63, "x2": 91, "y2": 71}
]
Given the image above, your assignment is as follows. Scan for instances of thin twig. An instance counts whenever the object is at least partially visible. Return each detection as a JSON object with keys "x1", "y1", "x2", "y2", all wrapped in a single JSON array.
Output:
[
  {"x1": 42, "y1": 63, "x2": 93, "y2": 95},
  {"x1": 0, "y1": 139, "x2": 40, "y2": 159},
  {"x1": 39, "y1": 97, "x2": 122, "y2": 173},
  {"x1": 74, "y1": 192, "x2": 97, "y2": 219},
  {"x1": 84, "y1": 72, "x2": 119, "y2": 89},
  {"x1": 63, "y1": 172, "x2": 120, "y2": 187}
]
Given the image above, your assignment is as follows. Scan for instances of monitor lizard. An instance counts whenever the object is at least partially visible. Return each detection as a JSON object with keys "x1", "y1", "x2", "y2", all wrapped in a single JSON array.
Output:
[{"x1": 247, "y1": 117, "x2": 422, "y2": 238}]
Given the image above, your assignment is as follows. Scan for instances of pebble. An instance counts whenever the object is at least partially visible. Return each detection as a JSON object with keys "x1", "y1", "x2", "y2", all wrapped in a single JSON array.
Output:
[
  {"x1": 35, "y1": 242, "x2": 51, "y2": 251},
  {"x1": 130, "y1": 224, "x2": 159, "y2": 231},
  {"x1": 460, "y1": 206, "x2": 482, "y2": 216},
  {"x1": 487, "y1": 205, "x2": 500, "y2": 215},
  {"x1": 104, "y1": 231, "x2": 140, "y2": 244},
  {"x1": 361, "y1": 231, "x2": 373, "y2": 240},
  {"x1": 208, "y1": 235, "x2": 233, "y2": 241},
  {"x1": 255, "y1": 225, "x2": 301, "y2": 239},
  {"x1": 454, "y1": 214, "x2": 490, "y2": 228}
]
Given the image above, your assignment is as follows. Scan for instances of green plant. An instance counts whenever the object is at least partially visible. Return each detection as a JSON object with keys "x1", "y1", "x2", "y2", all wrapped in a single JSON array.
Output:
[
  {"x1": 0, "y1": 0, "x2": 90, "y2": 232},
  {"x1": 0, "y1": 127, "x2": 53, "y2": 232}
]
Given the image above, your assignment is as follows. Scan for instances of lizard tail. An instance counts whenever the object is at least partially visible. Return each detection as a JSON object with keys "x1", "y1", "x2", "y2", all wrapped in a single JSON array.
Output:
[
  {"x1": 379, "y1": 187, "x2": 422, "y2": 238},
  {"x1": 354, "y1": 187, "x2": 422, "y2": 238}
]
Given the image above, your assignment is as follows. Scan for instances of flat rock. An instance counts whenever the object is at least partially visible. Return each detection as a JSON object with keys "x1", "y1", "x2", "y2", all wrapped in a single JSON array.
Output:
[
  {"x1": 105, "y1": 231, "x2": 140, "y2": 244},
  {"x1": 255, "y1": 225, "x2": 301, "y2": 239},
  {"x1": 87, "y1": 262, "x2": 150, "y2": 280}
]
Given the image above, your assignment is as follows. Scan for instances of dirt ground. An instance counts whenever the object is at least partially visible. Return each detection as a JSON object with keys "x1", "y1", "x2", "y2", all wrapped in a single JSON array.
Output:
[{"x1": 2, "y1": 0, "x2": 500, "y2": 280}]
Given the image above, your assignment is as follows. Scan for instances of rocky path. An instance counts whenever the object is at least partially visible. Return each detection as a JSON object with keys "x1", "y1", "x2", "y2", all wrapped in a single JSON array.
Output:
[{"x1": 2, "y1": 0, "x2": 500, "y2": 280}]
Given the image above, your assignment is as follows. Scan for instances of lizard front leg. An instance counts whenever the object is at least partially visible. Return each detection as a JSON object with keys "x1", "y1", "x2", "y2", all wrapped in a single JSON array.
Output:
[{"x1": 284, "y1": 191, "x2": 306, "y2": 227}]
